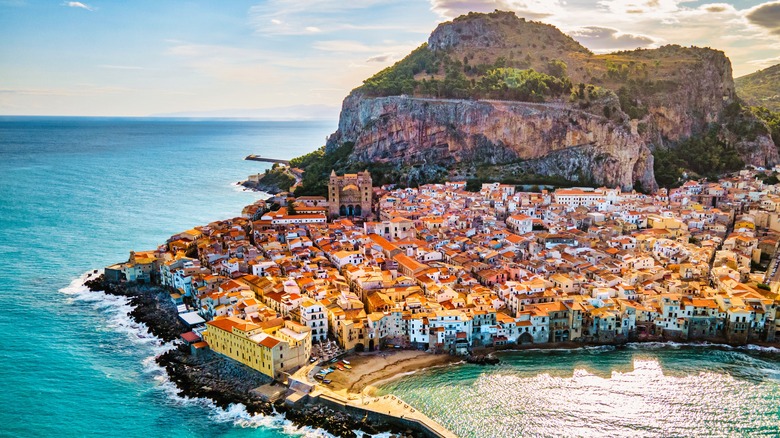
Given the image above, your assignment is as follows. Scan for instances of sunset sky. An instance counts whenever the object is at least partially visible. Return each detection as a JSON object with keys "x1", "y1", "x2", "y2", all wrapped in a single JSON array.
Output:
[{"x1": 2, "y1": 0, "x2": 779, "y2": 116}]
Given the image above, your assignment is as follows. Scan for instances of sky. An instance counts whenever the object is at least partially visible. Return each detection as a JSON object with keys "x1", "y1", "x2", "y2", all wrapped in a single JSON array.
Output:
[{"x1": 1, "y1": 0, "x2": 779, "y2": 116}]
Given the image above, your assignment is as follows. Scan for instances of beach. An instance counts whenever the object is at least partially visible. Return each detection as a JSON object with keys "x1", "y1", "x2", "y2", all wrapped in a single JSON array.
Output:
[{"x1": 317, "y1": 350, "x2": 462, "y2": 395}]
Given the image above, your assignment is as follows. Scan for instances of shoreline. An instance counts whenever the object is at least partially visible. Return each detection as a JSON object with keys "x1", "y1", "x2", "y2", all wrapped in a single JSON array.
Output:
[
  {"x1": 81, "y1": 273, "x2": 780, "y2": 438},
  {"x1": 362, "y1": 359, "x2": 467, "y2": 396},
  {"x1": 83, "y1": 276, "x2": 406, "y2": 438},
  {"x1": 318, "y1": 350, "x2": 462, "y2": 396},
  {"x1": 236, "y1": 180, "x2": 283, "y2": 195}
]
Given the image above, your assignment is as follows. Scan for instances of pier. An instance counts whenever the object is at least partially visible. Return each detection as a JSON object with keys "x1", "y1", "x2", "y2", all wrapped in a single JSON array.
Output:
[{"x1": 245, "y1": 154, "x2": 290, "y2": 165}]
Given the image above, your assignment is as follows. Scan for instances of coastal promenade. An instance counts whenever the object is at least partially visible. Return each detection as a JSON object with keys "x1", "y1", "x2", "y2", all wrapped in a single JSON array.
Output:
[
  {"x1": 289, "y1": 353, "x2": 458, "y2": 438},
  {"x1": 311, "y1": 389, "x2": 457, "y2": 438}
]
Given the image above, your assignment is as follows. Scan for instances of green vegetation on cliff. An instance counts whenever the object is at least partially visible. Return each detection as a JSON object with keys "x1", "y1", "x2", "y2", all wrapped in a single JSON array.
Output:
[
  {"x1": 357, "y1": 12, "x2": 724, "y2": 116},
  {"x1": 360, "y1": 43, "x2": 572, "y2": 102},
  {"x1": 723, "y1": 101, "x2": 770, "y2": 142},
  {"x1": 253, "y1": 165, "x2": 295, "y2": 192},
  {"x1": 360, "y1": 44, "x2": 443, "y2": 96},
  {"x1": 736, "y1": 64, "x2": 780, "y2": 112},
  {"x1": 653, "y1": 127, "x2": 745, "y2": 187},
  {"x1": 291, "y1": 143, "x2": 444, "y2": 197},
  {"x1": 752, "y1": 106, "x2": 780, "y2": 147}
]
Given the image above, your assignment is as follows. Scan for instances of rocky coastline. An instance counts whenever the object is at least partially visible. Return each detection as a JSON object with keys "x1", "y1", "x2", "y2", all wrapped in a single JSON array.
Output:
[
  {"x1": 83, "y1": 275, "x2": 780, "y2": 437},
  {"x1": 240, "y1": 166, "x2": 298, "y2": 195},
  {"x1": 84, "y1": 276, "x2": 414, "y2": 438},
  {"x1": 239, "y1": 179, "x2": 285, "y2": 195}
]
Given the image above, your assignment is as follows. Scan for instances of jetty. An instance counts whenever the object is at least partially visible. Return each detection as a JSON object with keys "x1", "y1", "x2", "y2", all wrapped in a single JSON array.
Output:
[{"x1": 245, "y1": 154, "x2": 290, "y2": 165}]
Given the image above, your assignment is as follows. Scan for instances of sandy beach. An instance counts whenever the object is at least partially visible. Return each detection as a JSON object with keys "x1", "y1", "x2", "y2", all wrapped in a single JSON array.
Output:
[{"x1": 321, "y1": 350, "x2": 461, "y2": 395}]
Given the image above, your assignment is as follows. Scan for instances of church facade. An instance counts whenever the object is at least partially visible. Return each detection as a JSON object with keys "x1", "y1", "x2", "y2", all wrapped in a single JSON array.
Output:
[{"x1": 328, "y1": 170, "x2": 372, "y2": 218}]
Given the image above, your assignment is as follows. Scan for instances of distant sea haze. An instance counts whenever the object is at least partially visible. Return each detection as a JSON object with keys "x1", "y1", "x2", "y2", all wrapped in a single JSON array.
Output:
[
  {"x1": 149, "y1": 104, "x2": 340, "y2": 121},
  {"x1": 1, "y1": 117, "x2": 778, "y2": 437}
]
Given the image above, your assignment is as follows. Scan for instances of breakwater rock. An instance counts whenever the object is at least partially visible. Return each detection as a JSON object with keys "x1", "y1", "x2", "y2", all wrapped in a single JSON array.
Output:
[
  {"x1": 86, "y1": 277, "x2": 415, "y2": 437},
  {"x1": 466, "y1": 354, "x2": 500, "y2": 365},
  {"x1": 85, "y1": 276, "x2": 185, "y2": 343},
  {"x1": 157, "y1": 344, "x2": 275, "y2": 416}
]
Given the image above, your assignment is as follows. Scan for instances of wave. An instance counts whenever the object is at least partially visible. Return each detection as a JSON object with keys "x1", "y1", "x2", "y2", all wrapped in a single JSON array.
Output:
[
  {"x1": 497, "y1": 345, "x2": 616, "y2": 354},
  {"x1": 496, "y1": 341, "x2": 780, "y2": 355},
  {"x1": 59, "y1": 271, "x2": 343, "y2": 438},
  {"x1": 230, "y1": 181, "x2": 273, "y2": 199},
  {"x1": 230, "y1": 181, "x2": 254, "y2": 193},
  {"x1": 60, "y1": 272, "x2": 171, "y2": 354},
  {"x1": 625, "y1": 341, "x2": 780, "y2": 354}
]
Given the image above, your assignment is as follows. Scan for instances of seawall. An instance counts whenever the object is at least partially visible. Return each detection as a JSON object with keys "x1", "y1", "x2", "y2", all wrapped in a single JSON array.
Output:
[{"x1": 310, "y1": 391, "x2": 457, "y2": 438}]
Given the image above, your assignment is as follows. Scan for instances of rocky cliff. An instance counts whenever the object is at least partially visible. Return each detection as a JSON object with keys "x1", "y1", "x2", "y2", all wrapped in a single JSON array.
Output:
[
  {"x1": 324, "y1": 11, "x2": 779, "y2": 190},
  {"x1": 329, "y1": 95, "x2": 654, "y2": 190}
]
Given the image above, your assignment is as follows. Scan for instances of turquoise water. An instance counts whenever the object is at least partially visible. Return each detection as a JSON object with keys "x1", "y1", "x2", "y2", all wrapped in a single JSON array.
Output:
[
  {"x1": 379, "y1": 345, "x2": 780, "y2": 437},
  {"x1": 2, "y1": 118, "x2": 779, "y2": 438},
  {"x1": 0, "y1": 117, "x2": 333, "y2": 438}
]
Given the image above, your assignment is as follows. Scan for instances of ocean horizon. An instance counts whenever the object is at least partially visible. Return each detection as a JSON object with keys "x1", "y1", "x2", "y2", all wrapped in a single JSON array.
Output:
[{"x1": 2, "y1": 117, "x2": 779, "y2": 438}]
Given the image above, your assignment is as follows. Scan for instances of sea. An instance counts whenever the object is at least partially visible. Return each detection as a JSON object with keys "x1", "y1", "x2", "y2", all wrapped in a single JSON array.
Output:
[{"x1": 1, "y1": 117, "x2": 779, "y2": 438}]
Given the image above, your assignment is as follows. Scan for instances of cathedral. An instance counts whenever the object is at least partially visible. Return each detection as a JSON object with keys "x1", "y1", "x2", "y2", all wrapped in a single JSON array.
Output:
[{"x1": 328, "y1": 170, "x2": 372, "y2": 218}]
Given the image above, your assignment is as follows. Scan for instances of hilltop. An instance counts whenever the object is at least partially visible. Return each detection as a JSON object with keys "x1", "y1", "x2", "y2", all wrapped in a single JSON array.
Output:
[
  {"x1": 295, "y1": 11, "x2": 778, "y2": 195},
  {"x1": 736, "y1": 64, "x2": 780, "y2": 112}
]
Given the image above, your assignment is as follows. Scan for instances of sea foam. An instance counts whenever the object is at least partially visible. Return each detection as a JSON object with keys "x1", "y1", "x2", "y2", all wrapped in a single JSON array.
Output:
[{"x1": 60, "y1": 271, "x2": 339, "y2": 438}]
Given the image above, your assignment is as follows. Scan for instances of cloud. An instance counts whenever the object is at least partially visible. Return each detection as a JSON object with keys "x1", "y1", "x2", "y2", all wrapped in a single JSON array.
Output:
[
  {"x1": 597, "y1": 0, "x2": 682, "y2": 17},
  {"x1": 98, "y1": 64, "x2": 146, "y2": 70},
  {"x1": 746, "y1": 55, "x2": 780, "y2": 69},
  {"x1": 366, "y1": 53, "x2": 398, "y2": 63},
  {"x1": 568, "y1": 26, "x2": 657, "y2": 51},
  {"x1": 745, "y1": 1, "x2": 780, "y2": 35},
  {"x1": 312, "y1": 40, "x2": 373, "y2": 52},
  {"x1": 702, "y1": 3, "x2": 729, "y2": 13},
  {"x1": 429, "y1": 0, "x2": 562, "y2": 20},
  {"x1": 0, "y1": 86, "x2": 129, "y2": 96},
  {"x1": 312, "y1": 40, "x2": 416, "y2": 68},
  {"x1": 249, "y1": 0, "x2": 394, "y2": 35},
  {"x1": 63, "y1": 1, "x2": 93, "y2": 11}
]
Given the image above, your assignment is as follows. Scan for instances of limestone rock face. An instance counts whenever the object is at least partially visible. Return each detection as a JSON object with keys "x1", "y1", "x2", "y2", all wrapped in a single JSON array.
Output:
[
  {"x1": 327, "y1": 95, "x2": 655, "y2": 191},
  {"x1": 638, "y1": 48, "x2": 778, "y2": 168}
]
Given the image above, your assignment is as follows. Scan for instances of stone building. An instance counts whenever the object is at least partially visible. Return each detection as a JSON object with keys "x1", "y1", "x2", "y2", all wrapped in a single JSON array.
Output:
[{"x1": 328, "y1": 170, "x2": 372, "y2": 218}]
